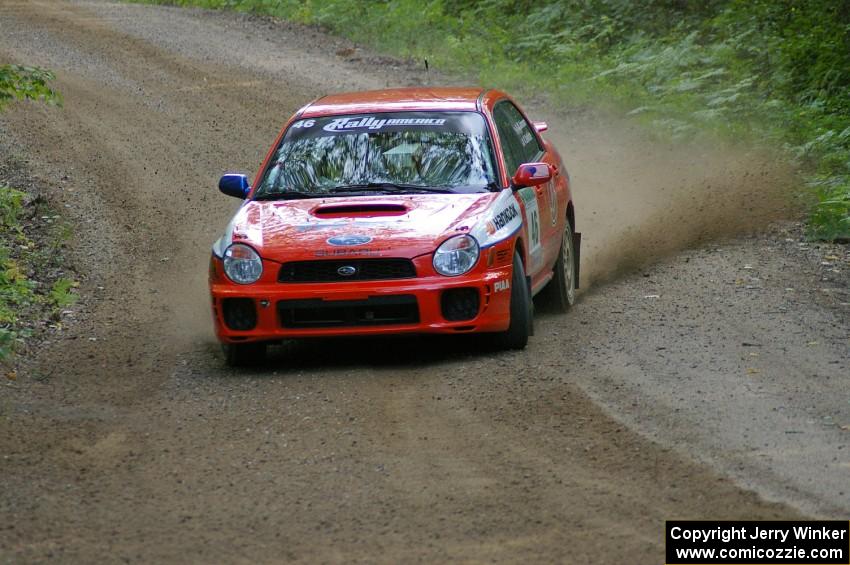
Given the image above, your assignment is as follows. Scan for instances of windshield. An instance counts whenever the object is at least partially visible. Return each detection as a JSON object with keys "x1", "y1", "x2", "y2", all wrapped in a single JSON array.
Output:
[{"x1": 255, "y1": 111, "x2": 497, "y2": 198}]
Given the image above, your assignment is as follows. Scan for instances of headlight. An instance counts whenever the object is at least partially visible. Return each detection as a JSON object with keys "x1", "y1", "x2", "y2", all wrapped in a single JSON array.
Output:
[
  {"x1": 433, "y1": 235, "x2": 479, "y2": 276},
  {"x1": 223, "y1": 243, "x2": 263, "y2": 284}
]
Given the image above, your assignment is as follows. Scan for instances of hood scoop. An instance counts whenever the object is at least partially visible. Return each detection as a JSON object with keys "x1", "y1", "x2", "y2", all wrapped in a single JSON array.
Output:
[{"x1": 312, "y1": 201, "x2": 408, "y2": 218}]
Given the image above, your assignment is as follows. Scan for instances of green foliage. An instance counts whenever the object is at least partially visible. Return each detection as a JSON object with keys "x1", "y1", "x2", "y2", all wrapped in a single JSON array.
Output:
[
  {"x1": 0, "y1": 187, "x2": 35, "y2": 359},
  {"x1": 0, "y1": 186, "x2": 77, "y2": 361},
  {"x1": 0, "y1": 256, "x2": 35, "y2": 327},
  {"x1": 0, "y1": 67, "x2": 64, "y2": 361},
  {"x1": 129, "y1": 0, "x2": 850, "y2": 240},
  {"x1": 0, "y1": 328, "x2": 14, "y2": 361},
  {"x1": 48, "y1": 278, "x2": 78, "y2": 309},
  {"x1": 0, "y1": 65, "x2": 62, "y2": 111},
  {"x1": 0, "y1": 186, "x2": 25, "y2": 229}
]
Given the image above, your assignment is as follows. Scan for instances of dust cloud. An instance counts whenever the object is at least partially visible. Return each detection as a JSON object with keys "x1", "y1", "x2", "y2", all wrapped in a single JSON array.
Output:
[{"x1": 544, "y1": 112, "x2": 795, "y2": 287}]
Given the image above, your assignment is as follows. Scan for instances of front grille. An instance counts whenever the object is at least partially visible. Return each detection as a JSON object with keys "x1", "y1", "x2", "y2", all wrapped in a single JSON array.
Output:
[
  {"x1": 278, "y1": 259, "x2": 416, "y2": 283},
  {"x1": 278, "y1": 295, "x2": 419, "y2": 328},
  {"x1": 222, "y1": 298, "x2": 257, "y2": 331}
]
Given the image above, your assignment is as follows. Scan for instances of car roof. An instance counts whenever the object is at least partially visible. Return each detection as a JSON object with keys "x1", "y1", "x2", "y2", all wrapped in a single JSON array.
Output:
[{"x1": 300, "y1": 87, "x2": 485, "y2": 117}]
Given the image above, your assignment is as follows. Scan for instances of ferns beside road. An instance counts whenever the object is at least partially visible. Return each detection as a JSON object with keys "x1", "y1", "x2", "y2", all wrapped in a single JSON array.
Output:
[{"x1": 1, "y1": 66, "x2": 67, "y2": 361}]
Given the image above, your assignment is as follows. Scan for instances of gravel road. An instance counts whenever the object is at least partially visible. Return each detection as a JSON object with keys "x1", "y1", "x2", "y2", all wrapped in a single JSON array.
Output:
[{"x1": 1, "y1": 1, "x2": 847, "y2": 563}]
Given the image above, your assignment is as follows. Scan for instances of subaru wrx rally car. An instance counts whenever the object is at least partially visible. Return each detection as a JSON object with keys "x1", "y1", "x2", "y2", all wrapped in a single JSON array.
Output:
[{"x1": 210, "y1": 88, "x2": 579, "y2": 366}]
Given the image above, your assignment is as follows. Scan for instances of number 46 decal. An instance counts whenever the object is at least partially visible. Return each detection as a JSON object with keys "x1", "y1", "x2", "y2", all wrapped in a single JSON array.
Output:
[
  {"x1": 547, "y1": 182, "x2": 558, "y2": 226},
  {"x1": 518, "y1": 188, "x2": 542, "y2": 254}
]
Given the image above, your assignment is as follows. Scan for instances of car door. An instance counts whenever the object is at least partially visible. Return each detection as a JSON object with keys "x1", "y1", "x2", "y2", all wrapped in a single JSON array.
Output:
[{"x1": 492, "y1": 100, "x2": 555, "y2": 281}]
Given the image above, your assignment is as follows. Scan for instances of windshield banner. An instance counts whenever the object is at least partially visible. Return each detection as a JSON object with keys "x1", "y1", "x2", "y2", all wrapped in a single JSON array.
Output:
[{"x1": 286, "y1": 111, "x2": 488, "y2": 139}]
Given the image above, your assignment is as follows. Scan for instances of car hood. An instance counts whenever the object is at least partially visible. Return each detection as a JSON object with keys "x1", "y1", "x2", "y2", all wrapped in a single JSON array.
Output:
[{"x1": 221, "y1": 193, "x2": 500, "y2": 261}]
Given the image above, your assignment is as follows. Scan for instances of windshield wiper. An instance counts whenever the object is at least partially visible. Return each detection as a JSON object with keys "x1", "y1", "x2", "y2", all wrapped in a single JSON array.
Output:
[
  {"x1": 330, "y1": 182, "x2": 454, "y2": 194},
  {"x1": 252, "y1": 190, "x2": 325, "y2": 201}
]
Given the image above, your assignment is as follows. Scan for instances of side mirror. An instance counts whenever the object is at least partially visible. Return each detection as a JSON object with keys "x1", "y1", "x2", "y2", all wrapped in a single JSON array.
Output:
[
  {"x1": 511, "y1": 162, "x2": 552, "y2": 189},
  {"x1": 532, "y1": 121, "x2": 548, "y2": 133},
  {"x1": 219, "y1": 174, "x2": 251, "y2": 199}
]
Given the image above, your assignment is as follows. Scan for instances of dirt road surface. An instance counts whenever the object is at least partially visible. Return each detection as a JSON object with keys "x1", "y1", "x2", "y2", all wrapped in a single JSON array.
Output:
[{"x1": 1, "y1": 1, "x2": 847, "y2": 563}]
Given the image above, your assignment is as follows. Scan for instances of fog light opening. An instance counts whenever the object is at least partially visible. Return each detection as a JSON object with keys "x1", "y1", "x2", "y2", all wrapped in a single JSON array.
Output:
[
  {"x1": 441, "y1": 288, "x2": 480, "y2": 322},
  {"x1": 222, "y1": 298, "x2": 258, "y2": 331}
]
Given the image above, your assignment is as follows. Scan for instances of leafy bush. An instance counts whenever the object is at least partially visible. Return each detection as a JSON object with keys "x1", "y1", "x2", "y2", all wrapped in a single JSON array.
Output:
[{"x1": 0, "y1": 65, "x2": 62, "y2": 111}]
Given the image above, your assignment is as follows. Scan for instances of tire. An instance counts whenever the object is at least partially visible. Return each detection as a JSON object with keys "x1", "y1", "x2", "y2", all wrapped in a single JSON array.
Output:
[
  {"x1": 223, "y1": 341, "x2": 267, "y2": 367},
  {"x1": 495, "y1": 250, "x2": 533, "y2": 350},
  {"x1": 538, "y1": 218, "x2": 576, "y2": 313}
]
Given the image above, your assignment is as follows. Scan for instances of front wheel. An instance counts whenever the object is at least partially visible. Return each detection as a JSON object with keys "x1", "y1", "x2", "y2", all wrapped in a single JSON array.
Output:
[
  {"x1": 495, "y1": 250, "x2": 533, "y2": 350},
  {"x1": 538, "y1": 218, "x2": 576, "y2": 313},
  {"x1": 222, "y1": 341, "x2": 267, "y2": 367}
]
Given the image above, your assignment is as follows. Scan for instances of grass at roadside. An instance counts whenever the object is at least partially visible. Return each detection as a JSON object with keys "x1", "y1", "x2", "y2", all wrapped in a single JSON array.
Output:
[
  {"x1": 1, "y1": 65, "x2": 69, "y2": 362},
  {"x1": 0, "y1": 185, "x2": 77, "y2": 362},
  {"x1": 0, "y1": 188, "x2": 33, "y2": 359},
  {"x1": 130, "y1": 0, "x2": 849, "y2": 241}
]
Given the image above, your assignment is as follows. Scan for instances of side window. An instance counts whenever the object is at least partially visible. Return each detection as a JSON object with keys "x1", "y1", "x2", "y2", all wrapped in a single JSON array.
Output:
[
  {"x1": 493, "y1": 103, "x2": 523, "y2": 177},
  {"x1": 493, "y1": 101, "x2": 543, "y2": 177}
]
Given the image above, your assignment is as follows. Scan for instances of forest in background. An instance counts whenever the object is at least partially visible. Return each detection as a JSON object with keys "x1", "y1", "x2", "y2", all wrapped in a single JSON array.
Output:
[{"x1": 133, "y1": 0, "x2": 850, "y2": 241}]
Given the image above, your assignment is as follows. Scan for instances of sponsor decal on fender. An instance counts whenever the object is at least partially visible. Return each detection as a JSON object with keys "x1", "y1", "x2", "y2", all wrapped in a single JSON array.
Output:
[
  {"x1": 494, "y1": 203, "x2": 519, "y2": 229},
  {"x1": 471, "y1": 189, "x2": 524, "y2": 248},
  {"x1": 487, "y1": 202, "x2": 519, "y2": 233},
  {"x1": 494, "y1": 279, "x2": 510, "y2": 293}
]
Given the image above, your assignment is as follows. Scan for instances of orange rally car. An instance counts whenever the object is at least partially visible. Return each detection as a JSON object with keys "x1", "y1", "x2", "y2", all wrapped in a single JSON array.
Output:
[{"x1": 209, "y1": 87, "x2": 579, "y2": 366}]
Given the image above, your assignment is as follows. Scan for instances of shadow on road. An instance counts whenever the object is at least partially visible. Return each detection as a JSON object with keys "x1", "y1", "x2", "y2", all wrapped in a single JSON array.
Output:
[{"x1": 203, "y1": 332, "x2": 522, "y2": 375}]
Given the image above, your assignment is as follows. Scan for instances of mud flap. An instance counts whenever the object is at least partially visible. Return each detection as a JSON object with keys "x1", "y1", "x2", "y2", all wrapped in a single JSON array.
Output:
[
  {"x1": 573, "y1": 232, "x2": 581, "y2": 289},
  {"x1": 526, "y1": 274, "x2": 534, "y2": 336}
]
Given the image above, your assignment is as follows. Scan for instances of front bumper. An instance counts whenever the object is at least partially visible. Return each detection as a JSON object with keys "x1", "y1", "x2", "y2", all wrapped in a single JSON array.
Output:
[{"x1": 210, "y1": 258, "x2": 514, "y2": 343}]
